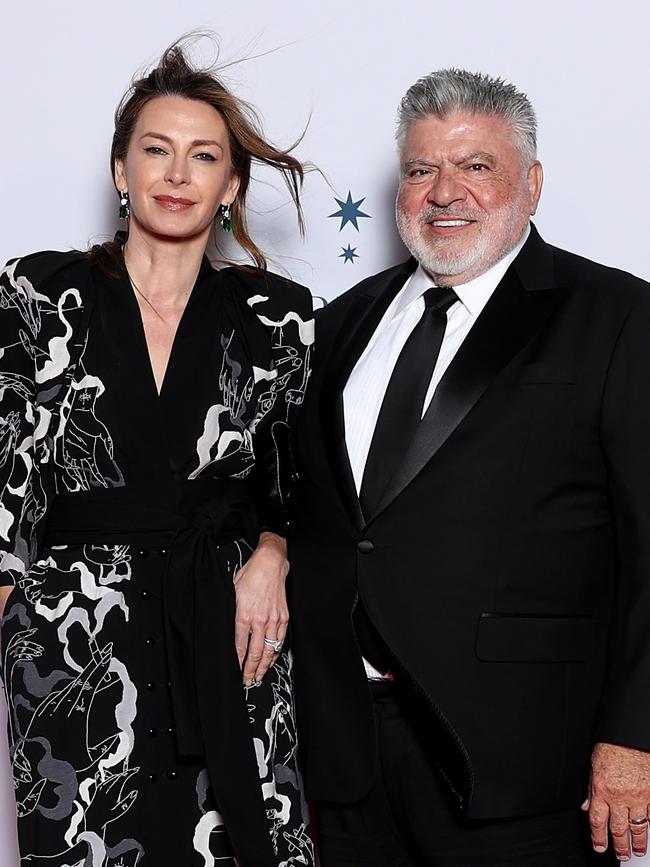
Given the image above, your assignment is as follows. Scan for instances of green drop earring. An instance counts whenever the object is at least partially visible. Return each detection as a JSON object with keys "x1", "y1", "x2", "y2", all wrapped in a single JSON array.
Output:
[
  {"x1": 119, "y1": 191, "x2": 130, "y2": 221},
  {"x1": 220, "y1": 203, "x2": 232, "y2": 232}
]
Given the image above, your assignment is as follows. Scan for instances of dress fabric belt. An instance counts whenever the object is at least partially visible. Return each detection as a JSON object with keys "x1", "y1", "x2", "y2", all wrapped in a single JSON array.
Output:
[{"x1": 45, "y1": 478, "x2": 277, "y2": 867}]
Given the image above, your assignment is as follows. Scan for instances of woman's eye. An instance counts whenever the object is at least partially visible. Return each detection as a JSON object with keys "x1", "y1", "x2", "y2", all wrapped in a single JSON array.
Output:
[
  {"x1": 144, "y1": 146, "x2": 167, "y2": 155},
  {"x1": 194, "y1": 152, "x2": 217, "y2": 162}
]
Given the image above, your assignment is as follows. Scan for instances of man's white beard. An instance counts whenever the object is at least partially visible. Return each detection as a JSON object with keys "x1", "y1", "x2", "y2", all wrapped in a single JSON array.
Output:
[{"x1": 395, "y1": 203, "x2": 524, "y2": 281}]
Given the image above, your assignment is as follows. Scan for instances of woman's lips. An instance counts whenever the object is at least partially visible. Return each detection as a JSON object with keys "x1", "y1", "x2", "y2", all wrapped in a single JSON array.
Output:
[{"x1": 153, "y1": 195, "x2": 195, "y2": 211}]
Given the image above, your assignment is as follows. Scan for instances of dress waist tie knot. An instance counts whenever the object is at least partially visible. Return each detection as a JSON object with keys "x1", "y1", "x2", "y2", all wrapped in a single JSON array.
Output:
[{"x1": 45, "y1": 478, "x2": 277, "y2": 867}]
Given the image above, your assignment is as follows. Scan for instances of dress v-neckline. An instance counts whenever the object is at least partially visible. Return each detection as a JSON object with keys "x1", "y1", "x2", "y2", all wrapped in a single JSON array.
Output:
[
  {"x1": 125, "y1": 266, "x2": 207, "y2": 401},
  {"x1": 136, "y1": 301, "x2": 191, "y2": 398}
]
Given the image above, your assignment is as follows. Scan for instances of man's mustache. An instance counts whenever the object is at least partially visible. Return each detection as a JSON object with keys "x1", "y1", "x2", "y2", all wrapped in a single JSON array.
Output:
[{"x1": 417, "y1": 207, "x2": 485, "y2": 223}]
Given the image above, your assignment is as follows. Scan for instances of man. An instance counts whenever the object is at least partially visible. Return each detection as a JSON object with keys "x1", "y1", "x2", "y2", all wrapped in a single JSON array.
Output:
[{"x1": 289, "y1": 69, "x2": 650, "y2": 866}]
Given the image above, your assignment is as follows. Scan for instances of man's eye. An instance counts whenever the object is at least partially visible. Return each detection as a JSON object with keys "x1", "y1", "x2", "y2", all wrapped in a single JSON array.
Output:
[
  {"x1": 408, "y1": 168, "x2": 430, "y2": 177},
  {"x1": 469, "y1": 163, "x2": 489, "y2": 172}
]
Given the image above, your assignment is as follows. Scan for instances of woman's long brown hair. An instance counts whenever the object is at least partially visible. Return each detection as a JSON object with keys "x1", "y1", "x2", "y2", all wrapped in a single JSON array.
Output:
[{"x1": 90, "y1": 35, "x2": 305, "y2": 273}]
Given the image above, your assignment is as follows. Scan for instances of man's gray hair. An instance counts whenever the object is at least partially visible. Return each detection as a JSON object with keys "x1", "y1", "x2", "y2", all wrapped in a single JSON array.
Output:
[{"x1": 396, "y1": 69, "x2": 537, "y2": 164}]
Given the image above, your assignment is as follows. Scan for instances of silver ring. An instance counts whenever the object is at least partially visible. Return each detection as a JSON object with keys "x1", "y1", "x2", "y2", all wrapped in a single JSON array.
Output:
[
  {"x1": 629, "y1": 817, "x2": 648, "y2": 826},
  {"x1": 264, "y1": 637, "x2": 283, "y2": 652}
]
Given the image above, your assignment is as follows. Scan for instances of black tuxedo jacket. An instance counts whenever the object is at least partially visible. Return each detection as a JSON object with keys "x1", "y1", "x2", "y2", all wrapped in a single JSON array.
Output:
[{"x1": 288, "y1": 225, "x2": 650, "y2": 819}]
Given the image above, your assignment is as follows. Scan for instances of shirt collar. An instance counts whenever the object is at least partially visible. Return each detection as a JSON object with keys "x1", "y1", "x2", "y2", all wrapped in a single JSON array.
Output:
[{"x1": 397, "y1": 223, "x2": 531, "y2": 320}]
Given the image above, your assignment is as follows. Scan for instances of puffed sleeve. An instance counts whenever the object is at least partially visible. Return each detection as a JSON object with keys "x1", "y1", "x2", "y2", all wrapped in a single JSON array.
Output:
[
  {"x1": 0, "y1": 257, "x2": 42, "y2": 586},
  {"x1": 0, "y1": 250, "x2": 87, "y2": 586}
]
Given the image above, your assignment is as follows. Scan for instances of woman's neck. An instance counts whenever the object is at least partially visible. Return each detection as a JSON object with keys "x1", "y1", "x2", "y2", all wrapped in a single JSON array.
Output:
[{"x1": 122, "y1": 225, "x2": 209, "y2": 308}]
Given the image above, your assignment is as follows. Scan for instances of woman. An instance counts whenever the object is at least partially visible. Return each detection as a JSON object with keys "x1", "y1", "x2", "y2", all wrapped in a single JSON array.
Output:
[{"x1": 0, "y1": 38, "x2": 314, "y2": 867}]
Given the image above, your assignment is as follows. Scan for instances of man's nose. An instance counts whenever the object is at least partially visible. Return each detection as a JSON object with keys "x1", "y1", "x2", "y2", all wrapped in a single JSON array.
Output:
[{"x1": 426, "y1": 168, "x2": 466, "y2": 207}]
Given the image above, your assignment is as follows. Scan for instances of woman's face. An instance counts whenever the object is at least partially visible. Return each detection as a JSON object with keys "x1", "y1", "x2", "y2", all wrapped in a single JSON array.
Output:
[{"x1": 114, "y1": 95, "x2": 240, "y2": 245}]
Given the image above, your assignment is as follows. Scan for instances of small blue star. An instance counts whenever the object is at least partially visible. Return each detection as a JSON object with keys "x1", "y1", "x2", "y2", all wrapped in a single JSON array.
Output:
[
  {"x1": 328, "y1": 191, "x2": 371, "y2": 231},
  {"x1": 339, "y1": 244, "x2": 359, "y2": 264}
]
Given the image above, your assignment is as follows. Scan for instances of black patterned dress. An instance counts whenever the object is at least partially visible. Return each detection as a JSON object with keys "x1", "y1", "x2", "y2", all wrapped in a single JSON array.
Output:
[{"x1": 0, "y1": 247, "x2": 315, "y2": 867}]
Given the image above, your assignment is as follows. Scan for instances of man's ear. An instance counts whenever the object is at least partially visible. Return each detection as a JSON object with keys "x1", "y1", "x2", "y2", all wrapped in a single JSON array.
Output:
[{"x1": 528, "y1": 161, "x2": 543, "y2": 215}]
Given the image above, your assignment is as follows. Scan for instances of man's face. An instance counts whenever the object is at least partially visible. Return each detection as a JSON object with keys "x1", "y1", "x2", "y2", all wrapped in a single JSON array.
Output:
[{"x1": 395, "y1": 111, "x2": 543, "y2": 285}]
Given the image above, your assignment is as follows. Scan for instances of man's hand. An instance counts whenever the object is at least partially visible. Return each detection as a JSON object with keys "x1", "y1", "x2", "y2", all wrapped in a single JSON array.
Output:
[
  {"x1": 233, "y1": 532, "x2": 289, "y2": 687},
  {"x1": 584, "y1": 742, "x2": 650, "y2": 861}
]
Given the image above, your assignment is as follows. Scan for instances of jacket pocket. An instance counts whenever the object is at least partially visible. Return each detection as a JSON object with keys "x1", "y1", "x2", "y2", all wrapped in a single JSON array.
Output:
[{"x1": 475, "y1": 613, "x2": 596, "y2": 662}]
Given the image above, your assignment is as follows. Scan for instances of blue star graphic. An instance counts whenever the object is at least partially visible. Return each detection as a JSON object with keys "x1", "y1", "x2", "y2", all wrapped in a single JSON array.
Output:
[
  {"x1": 339, "y1": 244, "x2": 359, "y2": 264},
  {"x1": 328, "y1": 191, "x2": 371, "y2": 231}
]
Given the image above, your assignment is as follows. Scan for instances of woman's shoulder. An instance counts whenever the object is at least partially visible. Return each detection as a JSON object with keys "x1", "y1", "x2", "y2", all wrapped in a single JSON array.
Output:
[
  {"x1": 216, "y1": 265, "x2": 313, "y2": 319},
  {"x1": 2, "y1": 249, "x2": 91, "y2": 303}
]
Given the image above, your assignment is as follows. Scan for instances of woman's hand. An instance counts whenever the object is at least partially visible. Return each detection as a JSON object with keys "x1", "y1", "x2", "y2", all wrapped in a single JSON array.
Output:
[{"x1": 233, "y1": 532, "x2": 289, "y2": 686}]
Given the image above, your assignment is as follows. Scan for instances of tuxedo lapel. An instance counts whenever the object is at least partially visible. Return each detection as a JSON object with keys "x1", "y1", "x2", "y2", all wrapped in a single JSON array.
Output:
[
  {"x1": 320, "y1": 260, "x2": 417, "y2": 528},
  {"x1": 371, "y1": 229, "x2": 565, "y2": 520}
]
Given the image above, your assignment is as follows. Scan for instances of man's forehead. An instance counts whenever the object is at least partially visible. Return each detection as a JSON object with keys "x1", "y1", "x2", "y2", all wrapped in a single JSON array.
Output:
[
  {"x1": 404, "y1": 111, "x2": 512, "y2": 145},
  {"x1": 401, "y1": 111, "x2": 514, "y2": 154}
]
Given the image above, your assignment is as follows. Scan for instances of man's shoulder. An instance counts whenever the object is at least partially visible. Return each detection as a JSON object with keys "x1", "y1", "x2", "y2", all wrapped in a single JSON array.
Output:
[
  {"x1": 318, "y1": 259, "x2": 414, "y2": 326},
  {"x1": 549, "y1": 242, "x2": 650, "y2": 303}
]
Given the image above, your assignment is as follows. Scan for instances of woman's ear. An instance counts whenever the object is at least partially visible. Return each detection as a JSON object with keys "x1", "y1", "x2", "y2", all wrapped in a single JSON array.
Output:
[
  {"x1": 114, "y1": 158, "x2": 127, "y2": 194},
  {"x1": 224, "y1": 173, "x2": 241, "y2": 207}
]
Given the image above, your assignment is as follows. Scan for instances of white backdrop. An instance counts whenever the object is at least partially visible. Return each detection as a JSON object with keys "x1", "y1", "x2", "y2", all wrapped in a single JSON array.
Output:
[{"x1": 1, "y1": 0, "x2": 648, "y2": 863}]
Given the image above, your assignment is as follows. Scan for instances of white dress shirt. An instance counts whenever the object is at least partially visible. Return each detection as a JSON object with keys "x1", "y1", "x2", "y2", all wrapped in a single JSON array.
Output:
[{"x1": 342, "y1": 226, "x2": 529, "y2": 678}]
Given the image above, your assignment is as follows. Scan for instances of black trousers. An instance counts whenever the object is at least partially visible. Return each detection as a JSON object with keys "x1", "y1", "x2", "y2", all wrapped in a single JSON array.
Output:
[{"x1": 316, "y1": 682, "x2": 619, "y2": 866}]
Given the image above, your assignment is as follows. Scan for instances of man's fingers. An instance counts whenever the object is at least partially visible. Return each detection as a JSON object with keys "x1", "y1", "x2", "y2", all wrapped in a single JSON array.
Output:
[
  {"x1": 628, "y1": 807, "x2": 649, "y2": 858},
  {"x1": 630, "y1": 826, "x2": 649, "y2": 859},
  {"x1": 589, "y1": 797, "x2": 611, "y2": 854},
  {"x1": 609, "y1": 806, "x2": 632, "y2": 861},
  {"x1": 589, "y1": 743, "x2": 650, "y2": 859}
]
